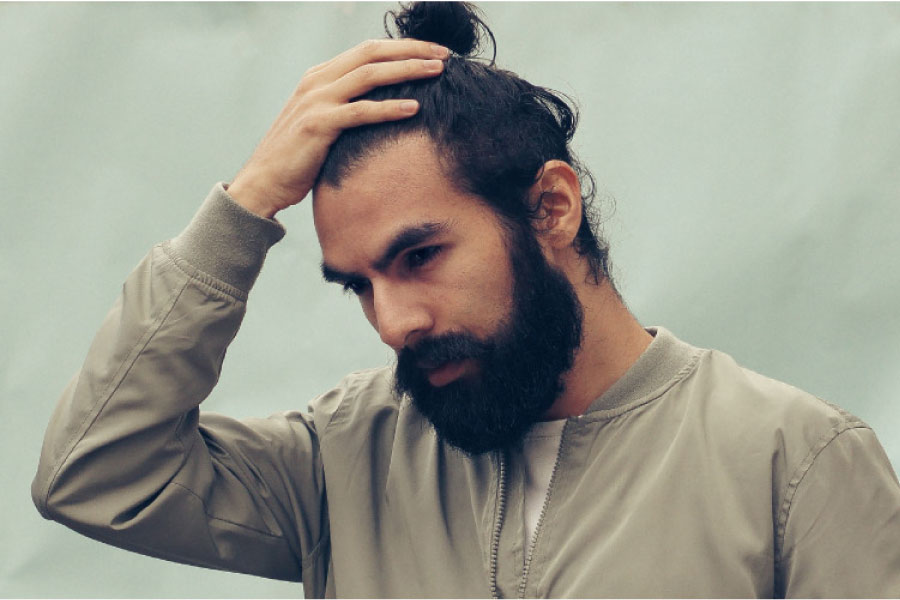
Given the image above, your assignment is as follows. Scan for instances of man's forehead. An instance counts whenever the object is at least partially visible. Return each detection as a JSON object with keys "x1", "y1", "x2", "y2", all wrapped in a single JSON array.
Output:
[
  {"x1": 313, "y1": 177, "x2": 458, "y2": 243},
  {"x1": 314, "y1": 156, "x2": 476, "y2": 233}
]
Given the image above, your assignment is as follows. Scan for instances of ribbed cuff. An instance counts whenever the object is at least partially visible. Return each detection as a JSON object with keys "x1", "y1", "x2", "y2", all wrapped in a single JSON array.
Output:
[{"x1": 168, "y1": 182, "x2": 286, "y2": 293}]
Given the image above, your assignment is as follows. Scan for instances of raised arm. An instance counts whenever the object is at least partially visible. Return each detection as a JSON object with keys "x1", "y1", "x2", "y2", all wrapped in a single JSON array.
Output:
[{"x1": 32, "y1": 39, "x2": 448, "y2": 590}]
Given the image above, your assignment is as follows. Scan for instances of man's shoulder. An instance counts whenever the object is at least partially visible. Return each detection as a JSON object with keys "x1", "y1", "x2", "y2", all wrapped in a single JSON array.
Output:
[
  {"x1": 680, "y1": 344, "x2": 870, "y2": 467},
  {"x1": 633, "y1": 328, "x2": 864, "y2": 439},
  {"x1": 694, "y1": 347, "x2": 866, "y2": 430}
]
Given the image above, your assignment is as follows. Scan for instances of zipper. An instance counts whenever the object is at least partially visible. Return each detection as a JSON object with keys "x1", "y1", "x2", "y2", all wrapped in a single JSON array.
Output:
[
  {"x1": 490, "y1": 452, "x2": 507, "y2": 599},
  {"x1": 517, "y1": 420, "x2": 569, "y2": 599}
]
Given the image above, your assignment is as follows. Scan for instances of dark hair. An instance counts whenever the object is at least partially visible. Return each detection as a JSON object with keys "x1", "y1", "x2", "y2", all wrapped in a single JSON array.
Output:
[{"x1": 318, "y1": 2, "x2": 611, "y2": 284}]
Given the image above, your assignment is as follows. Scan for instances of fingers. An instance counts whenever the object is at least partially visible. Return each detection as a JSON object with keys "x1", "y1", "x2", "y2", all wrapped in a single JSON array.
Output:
[
  {"x1": 299, "y1": 39, "x2": 448, "y2": 135},
  {"x1": 310, "y1": 38, "x2": 449, "y2": 82},
  {"x1": 225, "y1": 40, "x2": 448, "y2": 215},
  {"x1": 329, "y1": 99, "x2": 421, "y2": 130},
  {"x1": 329, "y1": 58, "x2": 444, "y2": 102}
]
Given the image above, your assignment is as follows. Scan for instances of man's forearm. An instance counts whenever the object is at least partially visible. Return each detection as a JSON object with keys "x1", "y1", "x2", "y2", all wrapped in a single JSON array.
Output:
[{"x1": 31, "y1": 185, "x2": 314, "y2": 581}]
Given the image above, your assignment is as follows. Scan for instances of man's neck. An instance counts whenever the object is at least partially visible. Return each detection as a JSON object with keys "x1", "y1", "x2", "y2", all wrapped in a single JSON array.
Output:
[{"x1": 543, "y1": 278, "x2": 652, "y2": 420}]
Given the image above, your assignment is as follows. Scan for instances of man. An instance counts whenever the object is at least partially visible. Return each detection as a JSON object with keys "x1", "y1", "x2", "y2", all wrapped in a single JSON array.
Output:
[{"x1": 33, "y1": 3, "x2": 900, "y2": 597}]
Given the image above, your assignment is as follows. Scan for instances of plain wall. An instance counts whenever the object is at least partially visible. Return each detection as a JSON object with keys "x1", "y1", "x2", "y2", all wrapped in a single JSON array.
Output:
[{"x1": 2, "y1": 2, "x2": 899, "y2": 597}]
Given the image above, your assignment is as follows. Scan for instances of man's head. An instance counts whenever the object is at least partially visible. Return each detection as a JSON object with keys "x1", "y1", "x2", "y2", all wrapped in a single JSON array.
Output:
[
  {"x1": 314, "y1": 136, "x2": 584, "y2": 455},
  {"x1": 317, "y1": 2, "x2": 611, "y2": 285},
  {"x1": 313, "y1": 3, "x2": 611, "y2": 454}
]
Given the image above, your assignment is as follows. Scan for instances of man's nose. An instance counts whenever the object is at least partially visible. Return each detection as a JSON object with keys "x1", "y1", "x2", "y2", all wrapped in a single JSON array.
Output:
[{"x1": 371, "y1": 282, "x2": 432, "y2": 351}]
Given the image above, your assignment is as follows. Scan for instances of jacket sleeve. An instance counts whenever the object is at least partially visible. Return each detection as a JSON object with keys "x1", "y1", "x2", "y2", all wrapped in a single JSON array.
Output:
[
  {"x1": 31, "y1": 184, "x2": 328, "y2": 583},
  {"x1": 778, "y1": 424, "x2": 900, "y2": 598}
]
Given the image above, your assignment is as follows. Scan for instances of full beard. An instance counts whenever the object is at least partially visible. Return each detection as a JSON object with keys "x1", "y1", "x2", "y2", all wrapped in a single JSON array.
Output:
[{"x1": 394, "y1": 223, "x2": 584, "y2": 456}]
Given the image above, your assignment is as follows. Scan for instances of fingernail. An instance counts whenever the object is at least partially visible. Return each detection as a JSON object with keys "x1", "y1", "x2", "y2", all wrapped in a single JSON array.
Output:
[
  {"x1": 400, "y1": 100, "x2": 419, "y2": 113},
  {"x1": 431, "y1": 44, "x2": 449, "y2": 58},
  {"x1": 424, "y1": 59, "x2": 443, "y2": 72}
]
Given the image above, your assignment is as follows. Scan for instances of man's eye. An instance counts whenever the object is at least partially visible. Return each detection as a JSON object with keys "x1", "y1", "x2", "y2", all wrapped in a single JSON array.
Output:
[
  {"x1": 407, "y1": 246, "x2": 442, "y2": 270},
  {"x1": 342, "y1": 279, "x2": 369, "y2": 296}
]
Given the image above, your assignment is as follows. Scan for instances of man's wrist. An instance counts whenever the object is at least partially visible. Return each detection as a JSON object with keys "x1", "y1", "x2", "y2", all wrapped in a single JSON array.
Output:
[
  {"x1": 226, "y1": 178, "x2": 279, "y2": 219},
  {"x1": 169, "y1": 183, "x2": 287, "y2": 293}
]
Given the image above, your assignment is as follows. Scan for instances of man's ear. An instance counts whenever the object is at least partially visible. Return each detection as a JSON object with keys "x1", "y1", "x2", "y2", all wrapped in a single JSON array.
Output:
[{"x1": 531, "y1": 160, "x2": 582, "y2": 250}]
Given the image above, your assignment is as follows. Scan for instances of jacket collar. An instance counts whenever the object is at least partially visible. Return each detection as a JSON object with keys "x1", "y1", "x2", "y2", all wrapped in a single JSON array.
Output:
[{"x1": 584, "y1": 326, "x2": 702, "y2": 415}]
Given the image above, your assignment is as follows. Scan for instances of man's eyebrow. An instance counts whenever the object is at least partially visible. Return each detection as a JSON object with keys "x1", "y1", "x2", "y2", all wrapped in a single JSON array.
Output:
[
  {"x1": 320, "y1": 221, "x2": 451, "y2": 284},
  {"x1": 372, "y1": 221, "x2": 450, "y2": 271},
  {"x1": 321, "y1": 263, "x2": 355, "y2": 285}
]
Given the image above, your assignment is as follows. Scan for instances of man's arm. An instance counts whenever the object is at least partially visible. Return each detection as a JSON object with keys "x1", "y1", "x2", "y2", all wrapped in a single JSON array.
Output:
[
  {"x1": 777, "y1": 424, "x2": 900, "y2": 597},
  {"x1": 32, "y1": 39, "x2": 449, "y2": 584},
  {"x1": 32, "y1": 184, "x2": 321, "y2": 581}
]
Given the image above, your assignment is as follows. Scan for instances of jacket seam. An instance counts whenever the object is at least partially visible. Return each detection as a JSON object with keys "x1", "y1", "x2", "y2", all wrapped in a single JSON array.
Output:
[
  {"x1": 774, "y1": 422, "x2": 871, "y2": 567},
  {"x1": 301, "y1": 522, "x2": 331, "y2": 569},
  {"x1": 169, "y1": 481, "x2": 287, "y2": 539},
  {"x1": 89, "y1": 484, "x2": 301, "y2": 582},
  {"x1": 320, "y1": 368, "x2": 394, "y2": 436},
  {"x1": 41, "y1": 255, "x2": 191, "y2": 511},
  {"x1": 320, "y1": 390, "x2": 350, "y2": 436},
  {"x1": 178, "y1": 428, "x2": 328, "y2": 567}
]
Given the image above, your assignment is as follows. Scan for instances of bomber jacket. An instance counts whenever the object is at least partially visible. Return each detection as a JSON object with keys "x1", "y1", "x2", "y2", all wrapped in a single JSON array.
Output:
[{"x1": 33, "y1": 184, "x2": 900, "y2": 598}]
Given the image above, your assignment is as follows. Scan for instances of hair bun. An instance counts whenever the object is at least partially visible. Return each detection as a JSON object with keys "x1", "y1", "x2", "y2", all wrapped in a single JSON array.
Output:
[{"x1": 386, "y1": 2, "x2": 496, "y2": 61}]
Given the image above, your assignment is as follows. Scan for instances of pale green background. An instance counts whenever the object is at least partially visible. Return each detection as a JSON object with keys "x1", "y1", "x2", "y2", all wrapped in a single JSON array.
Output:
[{"x1": 2, "y1": 2, "x2": 899, "y2": 597}]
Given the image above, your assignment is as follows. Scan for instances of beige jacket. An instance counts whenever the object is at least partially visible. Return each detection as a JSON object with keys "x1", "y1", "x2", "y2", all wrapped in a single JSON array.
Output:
[{"x1": 33, "y1": 184, "x2": 900, "y2": 598}]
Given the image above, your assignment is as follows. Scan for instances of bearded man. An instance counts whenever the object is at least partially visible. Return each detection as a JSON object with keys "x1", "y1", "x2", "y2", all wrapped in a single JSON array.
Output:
[{"x1": 33, "y1": 3, "x2": 900, "y2": 598}]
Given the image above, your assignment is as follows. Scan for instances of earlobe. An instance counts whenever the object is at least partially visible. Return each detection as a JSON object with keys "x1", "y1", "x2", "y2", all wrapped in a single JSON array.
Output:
[{"x1": 533, "y1": 160, "x2": 582, "y2": 249}]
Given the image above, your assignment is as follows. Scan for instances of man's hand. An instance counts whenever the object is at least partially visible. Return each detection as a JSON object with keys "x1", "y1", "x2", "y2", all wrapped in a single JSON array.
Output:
[{"x1": 228, "y1": 39, "x2": 449, "y2": 218}]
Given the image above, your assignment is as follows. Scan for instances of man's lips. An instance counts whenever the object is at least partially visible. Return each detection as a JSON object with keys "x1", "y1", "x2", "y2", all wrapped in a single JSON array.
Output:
[{"x1": 423, "y1": 358, "x2": 471, "y2": 387}]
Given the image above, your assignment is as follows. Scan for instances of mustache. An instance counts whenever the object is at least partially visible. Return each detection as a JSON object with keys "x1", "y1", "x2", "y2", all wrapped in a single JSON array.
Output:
[{"x1": 398, "y1": 332, "x2": 492, "y2": 371}]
